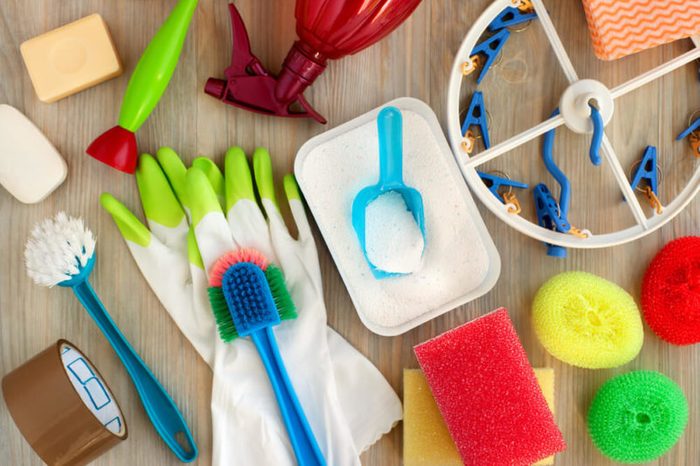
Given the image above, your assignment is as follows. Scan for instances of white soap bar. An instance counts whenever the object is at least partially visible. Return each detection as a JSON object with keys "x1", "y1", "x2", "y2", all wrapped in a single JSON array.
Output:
[
  {"x1": 365, "y1": 191, "x2": 424, "y2": 274},
  {"x1": 0, "y1": 104, "x2": 67, "y2": 203}
]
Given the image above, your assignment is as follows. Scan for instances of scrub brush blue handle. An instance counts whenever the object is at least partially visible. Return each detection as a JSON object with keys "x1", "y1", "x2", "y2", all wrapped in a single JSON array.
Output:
[
  {"x1": 208, "y1": 250, "x2": 326, "y2": 466},
  {"x1": 73, "y1": 278, "x2": 197, "y2": 462},
  {"x1": 252, "y1": 327, "x2": 324, "y2": 466},
  {"x1": 24, "y1": 213, "x2": 197, "y2": 463}
]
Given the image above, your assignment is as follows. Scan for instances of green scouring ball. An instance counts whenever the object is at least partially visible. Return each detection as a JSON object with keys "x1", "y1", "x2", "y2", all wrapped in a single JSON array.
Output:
[{"x1": 587, "y1": 370, "x2": 688, "y2": 464}]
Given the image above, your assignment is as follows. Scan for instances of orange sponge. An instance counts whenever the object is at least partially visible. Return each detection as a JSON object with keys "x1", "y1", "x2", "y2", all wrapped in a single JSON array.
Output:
[
  {"x1": 581, "y1": 0, "x2": 700, "y2": 61},
  {"x1": 403, "y1": 368, "x2": 556, "y2": 466}
]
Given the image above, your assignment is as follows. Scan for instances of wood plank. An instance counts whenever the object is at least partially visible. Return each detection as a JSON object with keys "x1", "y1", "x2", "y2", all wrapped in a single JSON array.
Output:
[{"x1": 0, "y1": 0, "x2": 697, "y2": 464}]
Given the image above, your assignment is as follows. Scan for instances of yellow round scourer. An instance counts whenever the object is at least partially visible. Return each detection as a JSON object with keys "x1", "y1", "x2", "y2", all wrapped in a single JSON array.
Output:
[{"x1": 532, "y1": 272, "x2": 643, "y2": 369}]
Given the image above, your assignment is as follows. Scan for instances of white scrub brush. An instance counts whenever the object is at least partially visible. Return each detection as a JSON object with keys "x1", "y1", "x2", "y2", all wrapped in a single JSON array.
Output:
[{"x1": 24, "y1": 212, "x2": 198, "y2": 462}]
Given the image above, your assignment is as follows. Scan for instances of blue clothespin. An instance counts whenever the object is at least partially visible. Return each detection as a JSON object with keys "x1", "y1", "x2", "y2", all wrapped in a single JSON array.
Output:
[
  {"x1": 477, "y1": 171, "x2": 528, "y2": 203},
  {"x1": 461, "y1": 92, "x2": 490, "y2": 149},
  {"x1": 488, "y1": 6, "x2": 537, "y2": 31},
  {"x1": 533, "y1": 184, "x2": 569, "y2": 258},
  {"x1": 533, "y1": 184, "x2": 571, "y2": 234},
  {"x1": 630, "y1": 146, "x2": 659, "y2": 194},
  {"x1": 470, "y1": 28, "x2": 510, "y2": 84},
  {"x1": 676, "y1": 117, "x2": 700, "y2": 140}
]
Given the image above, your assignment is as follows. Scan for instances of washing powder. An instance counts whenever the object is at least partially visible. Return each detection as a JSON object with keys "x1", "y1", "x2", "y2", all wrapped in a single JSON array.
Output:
[
  {"x1": 365, "y1": 192, "x2": 424, "y2": 274},
  {"x1": 295, "y1": 98, "x2": 499, "y2": 335}
]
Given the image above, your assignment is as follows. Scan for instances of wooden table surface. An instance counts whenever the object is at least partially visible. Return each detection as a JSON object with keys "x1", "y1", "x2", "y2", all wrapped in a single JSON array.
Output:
[{"x1": 1, "y1": 0, "x2": 698, "y2": 465}]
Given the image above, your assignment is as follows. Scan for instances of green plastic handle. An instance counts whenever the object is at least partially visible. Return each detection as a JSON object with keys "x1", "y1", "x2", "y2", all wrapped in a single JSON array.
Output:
[{"x1": 118, "y1": 0, "x2": 198, "y2": 132}]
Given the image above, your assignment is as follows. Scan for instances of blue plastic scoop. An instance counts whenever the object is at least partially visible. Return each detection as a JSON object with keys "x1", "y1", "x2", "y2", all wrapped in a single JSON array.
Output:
[{"x1": 351, "y1": 106, "x2": 426, "y2": 278}]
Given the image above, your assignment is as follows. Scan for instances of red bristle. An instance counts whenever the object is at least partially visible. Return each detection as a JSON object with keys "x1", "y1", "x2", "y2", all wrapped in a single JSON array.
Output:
[
  {"x1": 642, "y1": 236, "x2": 700, "y2": 345},
  {"x1": 208, "y1": 248, "x2": 269, "y2": 286},
  {"x1": 413, "y1": 308, "x2": 566, "y2": 466}
]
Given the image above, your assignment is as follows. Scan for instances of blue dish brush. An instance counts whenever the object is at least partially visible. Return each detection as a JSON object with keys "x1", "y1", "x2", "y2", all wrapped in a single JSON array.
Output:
[
  {"x1": 24, "y1": 212, "x2": 197, "y2": 462},
  {"x1": 207, "y1": 248, "x2": 325, "y2": 466}
]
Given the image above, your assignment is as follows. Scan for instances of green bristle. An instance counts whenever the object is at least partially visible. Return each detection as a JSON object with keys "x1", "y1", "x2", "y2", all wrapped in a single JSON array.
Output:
[
  {"x1": 208, "y1": 263, "x2": 296, "y2": 343},
  {"x1": 265, "y1": 264, "x2": 297, "y2": 321},
  {"x1": 207, "y1": 286, "x2": 239, "y2": 342}
]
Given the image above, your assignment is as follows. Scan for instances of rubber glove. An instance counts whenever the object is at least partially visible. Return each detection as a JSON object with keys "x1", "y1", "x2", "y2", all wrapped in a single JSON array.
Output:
[{"x1": 100, "y1": 147, "x2": 401, "y2": 465}]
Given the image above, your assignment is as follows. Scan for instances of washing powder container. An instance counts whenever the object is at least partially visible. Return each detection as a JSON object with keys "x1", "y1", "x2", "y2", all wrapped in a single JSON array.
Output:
[{"x1": 295, "y1": 97, "x2": 500, "y2": 335}]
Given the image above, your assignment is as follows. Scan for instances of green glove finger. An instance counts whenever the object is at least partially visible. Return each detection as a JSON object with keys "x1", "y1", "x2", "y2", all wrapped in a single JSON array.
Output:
[
  {"x1": 135, "y1": 153, "x2": 186, "y2": 228},
  {"x1": 187, "y1": 226, "x2": 204, "y2": 269},
  {"x1": 186, "y1": 166, "x2": 224, "y2": 227},
  {"x1": 192, "y1": 157, "x2": 225, "y2": 207},
  {"x1": 156, "y1": 146, "x2": 189, "y2": 208},
  {"x1": 283, "y1": 173, "x2": 302, "y2": 201},
  {"x1": 224, "y1": 146, "x2": 256, "y2": 211},
  {"x1": 100, "y1": 193, "x2": 151, "y2": 247},
  {"x1": 253, "y1": 147, "x2": 279, "y2": 212}
]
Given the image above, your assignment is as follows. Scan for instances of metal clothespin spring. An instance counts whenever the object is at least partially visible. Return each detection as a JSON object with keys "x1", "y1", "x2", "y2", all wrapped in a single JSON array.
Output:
[
  {"x1": 644, "y1": 186, "x2": 664, "y2": 215},
  {"x1": 516, "y1": 0, "x2": 534, "y2": 12},
  {"x1": 502, "y1": 191, "x2": 522, "y2": 214},
  {"x1": 568, "y1": 226, "x2": 591, "y2": 239},
  {"x1": 462, "y1": 56, "x2": 481, "y2": 76},
  {"x1": 689, "y1": 132, "x2": 700, "y2": 158},
  {"x1": 461, "y1": 130, "x2": 476, "y2": 154}
]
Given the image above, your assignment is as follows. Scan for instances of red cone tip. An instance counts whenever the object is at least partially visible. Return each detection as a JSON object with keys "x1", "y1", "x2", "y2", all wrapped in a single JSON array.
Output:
[{"x1": 86, "y1": 126, "x2": 138, "y2": 174}]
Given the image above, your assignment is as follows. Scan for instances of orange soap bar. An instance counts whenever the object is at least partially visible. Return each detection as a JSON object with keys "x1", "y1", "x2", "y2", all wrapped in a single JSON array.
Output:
[
  {"x1": 402, "y1": 368, "x2": 557, "y2": 466},
  {"x1": 20, "y1": 14, "x2": 122, "y2": 103}
]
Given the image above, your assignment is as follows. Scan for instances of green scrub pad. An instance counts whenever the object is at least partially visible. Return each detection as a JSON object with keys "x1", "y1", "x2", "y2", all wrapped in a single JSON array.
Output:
[{"x1": 587, "y1": 370, "x2": 688, "y2": 463}]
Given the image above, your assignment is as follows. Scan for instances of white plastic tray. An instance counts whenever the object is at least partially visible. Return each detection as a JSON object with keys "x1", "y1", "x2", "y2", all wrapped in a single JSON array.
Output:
[{"x1": 295, "y1": 97, "x2": 501, "y2": 336}]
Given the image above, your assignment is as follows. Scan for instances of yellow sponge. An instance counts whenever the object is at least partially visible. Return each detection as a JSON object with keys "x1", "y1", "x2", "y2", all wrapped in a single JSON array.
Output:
[
  {"x1": 403, "y1": 369, "x2": 460, "y2": 466},
  {"x1": 532, "y1": 272, "x2": 643, "y2": 369},
  {"x1": 403, "y1": 368, "x2": 556, "y2": 466},
  {"x1": 533, "y1": 368, "x2": 555, "y2": 466}
]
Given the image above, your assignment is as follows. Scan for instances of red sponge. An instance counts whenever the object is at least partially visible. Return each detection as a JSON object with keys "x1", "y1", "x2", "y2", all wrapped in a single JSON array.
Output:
[
  {"x1": 642, "y1": 236, "x2": 700, "y2": 345},
  {"x1": 414, "y1": 308, "x2": 566, "y2": 465}
]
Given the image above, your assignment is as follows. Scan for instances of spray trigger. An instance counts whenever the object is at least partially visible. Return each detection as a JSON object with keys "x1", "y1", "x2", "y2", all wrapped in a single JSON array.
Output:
[{"x1": 204, "y1": 4, "x2": 327, "y2": 123}]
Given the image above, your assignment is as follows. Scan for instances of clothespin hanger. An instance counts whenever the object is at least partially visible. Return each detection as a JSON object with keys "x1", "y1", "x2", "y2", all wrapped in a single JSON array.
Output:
[
  {"x1": 478, "y1": 170, "x2": 528, "y2": 213},
  {"x1": 630, "y1": 146, "x2": 663, "y2": 214},
  {"x1": 461, "y1": 28, "x2": 510, "y2": 84},
  {"x1": 676, "y1": 115, "x2": 700, "y2": 158},
  {"x1": 488, "y1": 2, "x2": 537, "y2": 32},
  {"x1": 461, "y1": 92, "x2": 490, "y2": 154}
]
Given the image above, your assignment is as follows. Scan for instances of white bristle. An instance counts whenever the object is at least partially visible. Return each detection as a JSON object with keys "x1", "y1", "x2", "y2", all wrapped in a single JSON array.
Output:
[{"x1": 24, "y1": 212, "x2": 96, "y2": 287}]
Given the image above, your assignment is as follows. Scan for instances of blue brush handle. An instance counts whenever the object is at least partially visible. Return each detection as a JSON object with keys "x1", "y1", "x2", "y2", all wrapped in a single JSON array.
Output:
[
  {"x1": 72, "y1": 280, "x2": 198, "y2": 462},
  {"x1": 378, "y1": 106, "x2": 404, "y2": 188},
  {"x1": 251, "y1": 327, "x2": 326, "y2": 466}
]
